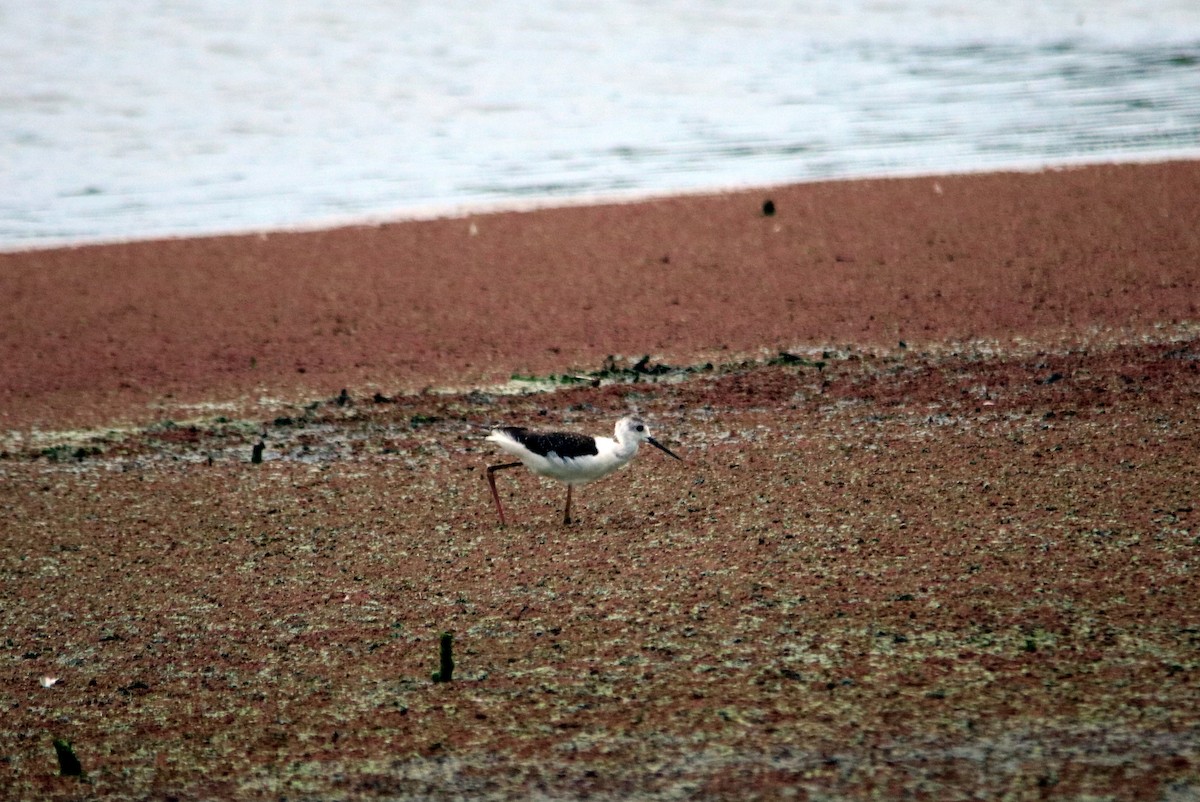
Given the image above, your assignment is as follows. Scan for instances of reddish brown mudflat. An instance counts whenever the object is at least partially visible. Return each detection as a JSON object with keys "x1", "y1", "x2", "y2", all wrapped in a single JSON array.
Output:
[{"x1": 2, "y1": 162, "x2": 1197, "y2": 799}]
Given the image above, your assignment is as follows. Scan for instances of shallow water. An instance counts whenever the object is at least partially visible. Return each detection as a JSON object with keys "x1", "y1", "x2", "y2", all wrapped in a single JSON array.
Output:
[{"x1": 3, "y1": 0, "x2": 1199, "y2": 250}]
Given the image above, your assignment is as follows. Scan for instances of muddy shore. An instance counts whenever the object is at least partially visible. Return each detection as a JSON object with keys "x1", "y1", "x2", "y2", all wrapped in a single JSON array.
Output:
[
  {"x1": 2, "y1": 160, "x2": 1197, "y2": 432},
  {"x1": 2, "y1": 161, "x2": 1198, "y2": 799}
]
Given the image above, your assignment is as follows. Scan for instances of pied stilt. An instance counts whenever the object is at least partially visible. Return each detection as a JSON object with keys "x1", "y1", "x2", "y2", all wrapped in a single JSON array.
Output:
[{"x1": 486, "y1": 415, "x2": 681, "y2": 525}]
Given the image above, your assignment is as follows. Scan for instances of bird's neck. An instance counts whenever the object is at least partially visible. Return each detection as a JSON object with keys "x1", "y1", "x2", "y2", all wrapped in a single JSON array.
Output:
[{"x1": 608, "y1": 436, "x2": 639, "y2": 462}]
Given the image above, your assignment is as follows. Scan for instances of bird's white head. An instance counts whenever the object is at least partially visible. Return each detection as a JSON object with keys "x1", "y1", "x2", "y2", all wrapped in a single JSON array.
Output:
[{"x1": 614, "y1": 416, "x2": 682, "y2": 460}]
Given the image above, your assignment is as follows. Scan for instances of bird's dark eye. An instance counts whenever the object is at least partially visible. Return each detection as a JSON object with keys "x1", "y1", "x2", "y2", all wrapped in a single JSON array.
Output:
[{"x1": 635, "y1": 424, "x2": 645, "y2": 432}]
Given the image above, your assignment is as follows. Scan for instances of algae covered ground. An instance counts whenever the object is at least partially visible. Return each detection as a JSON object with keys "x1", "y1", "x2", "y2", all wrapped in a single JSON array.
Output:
[{"x1": 3, "y1": 331, "x2": 1198, "y2": 800}]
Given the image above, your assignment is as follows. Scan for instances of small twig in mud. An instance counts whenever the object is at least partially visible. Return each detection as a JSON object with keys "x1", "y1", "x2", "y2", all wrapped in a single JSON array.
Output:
[
  {"x1": 431, "y1": 631, "x2": 455, "y2": 683},
  {"x1": 53, "y1": 738, "x2": 83, "y2": 777}
]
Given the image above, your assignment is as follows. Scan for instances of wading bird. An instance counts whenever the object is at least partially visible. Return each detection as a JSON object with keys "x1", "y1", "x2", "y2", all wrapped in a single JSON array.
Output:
[{"x1": 486, "y1": 415, "x2": 681, "y2": 525}]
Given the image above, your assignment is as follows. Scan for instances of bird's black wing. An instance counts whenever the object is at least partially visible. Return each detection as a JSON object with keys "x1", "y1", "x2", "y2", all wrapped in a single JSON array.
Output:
[{"x1": 501, "y1": 427, "x2": 599, "y2": 459}]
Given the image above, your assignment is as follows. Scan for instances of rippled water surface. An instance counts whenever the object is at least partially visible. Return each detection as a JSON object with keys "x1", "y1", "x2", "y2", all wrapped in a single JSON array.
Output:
[{"x1": 3, "y1": 1, "x2": 1199, "y2": 249}]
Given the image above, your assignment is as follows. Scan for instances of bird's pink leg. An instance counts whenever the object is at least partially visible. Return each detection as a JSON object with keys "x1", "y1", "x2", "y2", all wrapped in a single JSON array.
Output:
[
  {"x1": 563, "y1": 484, "x2": 573, "y2": 525},
  {"x1": 487, "y1": 462, "x2": 522, "y2": 525}
]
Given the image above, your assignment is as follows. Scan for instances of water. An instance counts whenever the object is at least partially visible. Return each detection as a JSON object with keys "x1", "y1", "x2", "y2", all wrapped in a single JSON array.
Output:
[{"x1": 3, "y1": 1, "x2": 1199, "y2": 251}]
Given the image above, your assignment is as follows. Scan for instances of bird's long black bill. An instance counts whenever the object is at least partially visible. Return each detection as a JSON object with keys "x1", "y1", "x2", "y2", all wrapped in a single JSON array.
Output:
[{"x1": 648, "y1": 437, "x2": 682, "y2": 461}]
